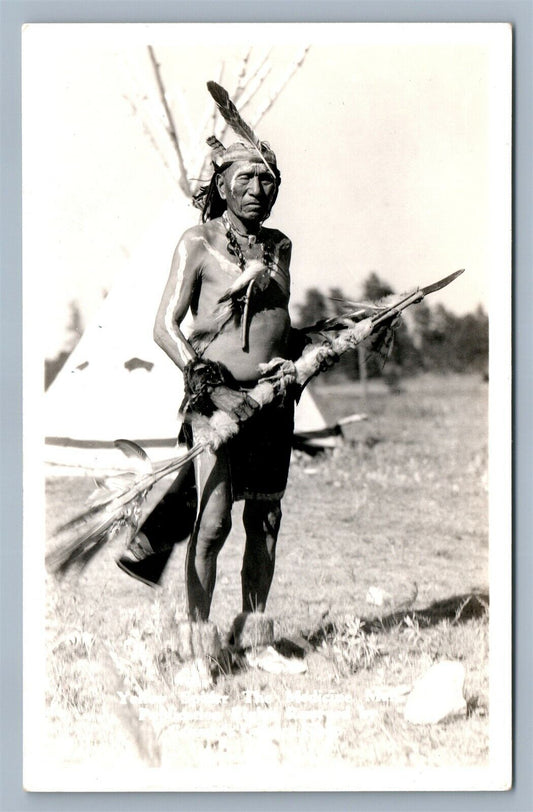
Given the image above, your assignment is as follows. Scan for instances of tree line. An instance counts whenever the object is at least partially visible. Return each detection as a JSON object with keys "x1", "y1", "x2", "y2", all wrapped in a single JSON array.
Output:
[{"x1": 295, "y1": 272, "x2": 488, "y2": 382}]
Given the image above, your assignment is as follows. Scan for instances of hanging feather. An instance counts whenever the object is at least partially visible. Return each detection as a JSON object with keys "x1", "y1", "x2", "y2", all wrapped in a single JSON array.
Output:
[
  {"x1": 303, "y1": 290, "x2": 419, "y2": 337},
  {"x1": 113, "y1": 439, "x2": 153, "y2": 471},
  {"x1": 365, "y1": 320, "x2": 400, "y2": 371},
  {"x1": 303, "y1": 295, "x2": 402, "y2": 373},
  {"x1": 217, "y1": 258, "x2": 269, "y2": 303},
  {"x1": 47, "y1": 441, "x2": 205, "y2": 578},
  {"x1": 49, "y1": 501, "x2": 145, "y2": 578},
  {"x1": 206, "y1": 80, "x2": 275, "y2": 176},
  {"x1": 302, "y1": 304, "x2": 384, "y2": 335}
]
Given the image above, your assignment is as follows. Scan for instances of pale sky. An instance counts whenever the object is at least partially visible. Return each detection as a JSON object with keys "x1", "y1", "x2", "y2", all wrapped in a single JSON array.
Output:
[{"x1": 22, "y1": 24, "x2": 510, "y2": 358}]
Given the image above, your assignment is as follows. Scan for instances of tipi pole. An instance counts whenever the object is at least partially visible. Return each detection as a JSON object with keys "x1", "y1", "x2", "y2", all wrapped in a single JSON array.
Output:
[{"x1": 148, "y1": 45, "x2": 192, "y2": 198}]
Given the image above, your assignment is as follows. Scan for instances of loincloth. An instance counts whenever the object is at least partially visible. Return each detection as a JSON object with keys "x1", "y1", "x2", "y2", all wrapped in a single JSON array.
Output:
[
  {"x1": 181, "y1": 394, "x2": 294, "y2": 502},
  {"x1": 226, "y1": 395, "x2": 294, "y2": 501}
]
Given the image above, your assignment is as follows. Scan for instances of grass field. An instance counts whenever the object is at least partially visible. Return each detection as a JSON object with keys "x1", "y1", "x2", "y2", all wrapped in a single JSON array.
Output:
[{"x1": 42, "y1": 373, "x2": 489, "y2": 789}]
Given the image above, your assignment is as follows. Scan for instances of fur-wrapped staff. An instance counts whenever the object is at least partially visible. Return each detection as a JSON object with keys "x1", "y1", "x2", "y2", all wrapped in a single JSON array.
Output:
[{"x1": 46, "y1": 268, "x2": 464, "y2": 578}]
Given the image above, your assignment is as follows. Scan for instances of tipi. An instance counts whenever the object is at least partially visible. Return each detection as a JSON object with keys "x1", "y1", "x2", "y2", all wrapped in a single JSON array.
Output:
[{"x1": 44, "y1": 47, "x2": 341, "y2": 474}]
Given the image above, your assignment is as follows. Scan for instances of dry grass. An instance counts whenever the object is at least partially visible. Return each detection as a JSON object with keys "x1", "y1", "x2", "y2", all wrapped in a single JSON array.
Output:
[{"x1": 42, "y1": 372, "x2": 489, "y2": 785}]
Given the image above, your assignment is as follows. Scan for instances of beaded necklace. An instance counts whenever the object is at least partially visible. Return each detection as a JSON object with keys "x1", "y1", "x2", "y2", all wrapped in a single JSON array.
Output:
[
  {"x1": 221, "y1": 211, "x2": 275, "y2": 350},
  {"x1": 222, "y1": 211, "x2": 274, "y2": 273}
]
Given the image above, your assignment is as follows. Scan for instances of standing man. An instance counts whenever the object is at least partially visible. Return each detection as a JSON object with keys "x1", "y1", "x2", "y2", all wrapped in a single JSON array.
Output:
[{"x1": 118, "y1": 86, "x2": 302, "y2": 622}]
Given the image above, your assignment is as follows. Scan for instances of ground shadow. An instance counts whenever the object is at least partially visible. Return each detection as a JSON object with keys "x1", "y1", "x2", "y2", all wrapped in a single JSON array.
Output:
[{"x1": 305, "y1": 591, "x2": 489, "y2": 648}]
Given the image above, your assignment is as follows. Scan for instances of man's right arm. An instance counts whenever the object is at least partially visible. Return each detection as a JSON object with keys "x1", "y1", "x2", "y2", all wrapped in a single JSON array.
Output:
[{"x1": 153, "y1": 230, "x2": 201, "y2": 372}]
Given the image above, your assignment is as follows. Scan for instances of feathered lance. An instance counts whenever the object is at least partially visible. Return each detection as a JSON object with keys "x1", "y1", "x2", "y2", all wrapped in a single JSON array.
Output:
[{"x1": 47, "y1": 269, "x2": 464, "y2": 577}]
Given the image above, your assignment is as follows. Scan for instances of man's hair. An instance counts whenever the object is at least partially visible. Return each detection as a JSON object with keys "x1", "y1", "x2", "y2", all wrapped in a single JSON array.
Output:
[
  {"x1": 194, "y1": 172, "x2": 226, "y2": 222},
  {"x1": 194, "y1": 164, "x2": 282, "y2": 223}
]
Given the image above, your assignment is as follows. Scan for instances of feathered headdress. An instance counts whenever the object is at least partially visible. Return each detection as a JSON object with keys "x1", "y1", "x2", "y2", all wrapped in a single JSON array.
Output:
[{"x1": 206, "y1": 81, "x2": 277, "y2": 177}]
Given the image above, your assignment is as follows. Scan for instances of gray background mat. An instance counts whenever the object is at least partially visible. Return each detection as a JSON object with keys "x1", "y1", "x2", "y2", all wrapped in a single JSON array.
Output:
[{"x1": 1, "y1": 1, "x2": 531, "y2": 810}]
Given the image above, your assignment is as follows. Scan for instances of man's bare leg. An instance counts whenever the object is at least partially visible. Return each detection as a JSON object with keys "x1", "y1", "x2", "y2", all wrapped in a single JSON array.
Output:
[
  {"x1": 186, "y1": 446, "x2": 233, "y2": 621},
  {"x1": 241, "y1": 500, "x2": 282, "y2": 613}
]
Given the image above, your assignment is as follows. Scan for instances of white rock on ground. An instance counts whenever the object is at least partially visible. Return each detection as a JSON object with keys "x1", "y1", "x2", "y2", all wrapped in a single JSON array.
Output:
[
  {"x1": 404, "y1": 660, "x2": 467, "y2": 724},
  {"x1": 366, "y1": 582, "x2": 418, "y2": 612},
  {"x1": 366, "y1": 586, "x2": 393, "y2": 607},
  {"x1": 246, "y1": 646, "x2": 308, "y2": 675}
]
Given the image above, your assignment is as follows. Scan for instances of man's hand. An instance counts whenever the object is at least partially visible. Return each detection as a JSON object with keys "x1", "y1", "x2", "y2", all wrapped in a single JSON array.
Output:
[
  {"x1": 315, "y1": 342, "x2": 340, "y2": 373},
  {"x1": 209, "y1": 387, "x2": 259, "y2": 422},
  {"x1": 258, "y1": 358, "x2": 298, "y2": 396},
  {"x1": 184, "y1": 358, "x2": 259, "y2": 421}
]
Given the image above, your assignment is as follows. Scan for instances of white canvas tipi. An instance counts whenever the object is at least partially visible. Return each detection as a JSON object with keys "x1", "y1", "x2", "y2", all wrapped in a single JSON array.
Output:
[{"x1": 44, "y1": 50, "x2": 341, "y2": 473}]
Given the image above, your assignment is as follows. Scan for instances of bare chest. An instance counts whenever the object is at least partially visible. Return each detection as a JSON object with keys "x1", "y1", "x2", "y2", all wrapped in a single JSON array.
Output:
[{"x1": 193, "y1": 230, "x2": 289, "y2": 318}]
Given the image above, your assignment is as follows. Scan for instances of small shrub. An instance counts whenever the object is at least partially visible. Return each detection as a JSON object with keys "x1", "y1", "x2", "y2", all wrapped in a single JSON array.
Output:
[{"x1": 323, "y1": 616, "x2": 381, "y2": 675}]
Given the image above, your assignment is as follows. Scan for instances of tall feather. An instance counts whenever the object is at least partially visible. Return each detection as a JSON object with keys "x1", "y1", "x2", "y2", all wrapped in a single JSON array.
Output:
[{"x1": 206, "y1": 81, "x2": 275, "y2": 176}]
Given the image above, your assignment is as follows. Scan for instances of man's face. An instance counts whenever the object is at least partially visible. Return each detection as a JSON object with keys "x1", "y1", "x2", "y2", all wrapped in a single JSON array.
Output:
[{"x1": 216, "y1": 160, "x2": 278, "y2": 224}]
